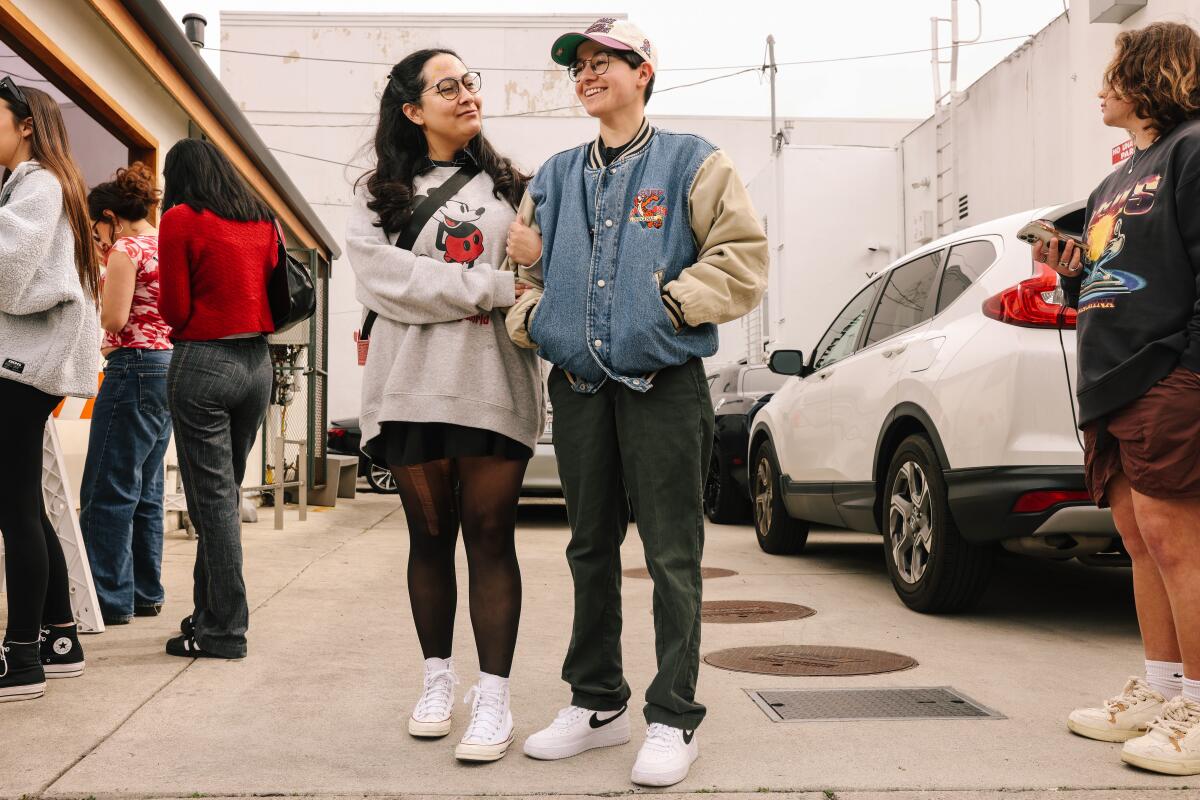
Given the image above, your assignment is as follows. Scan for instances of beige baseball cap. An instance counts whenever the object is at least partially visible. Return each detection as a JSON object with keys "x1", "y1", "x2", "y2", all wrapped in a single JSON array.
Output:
[{"x1": 551, "y1": 17, "x2": 658, "y2": 71}]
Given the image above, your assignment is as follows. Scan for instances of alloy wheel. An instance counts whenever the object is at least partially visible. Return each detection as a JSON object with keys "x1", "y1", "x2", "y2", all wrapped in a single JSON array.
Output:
[
  {"x1": 369, "y1": 464, "x2": 397, "y2": 493},
  {"x1": 754, "y1": 456, "x2": 774, "y2": 533},
  {"x1": 888, "y1": 460, "x2": 934, "y2": 584}
]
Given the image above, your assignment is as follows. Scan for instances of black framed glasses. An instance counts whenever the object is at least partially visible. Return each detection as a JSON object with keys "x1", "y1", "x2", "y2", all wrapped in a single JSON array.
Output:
[
  {"x1": 421, "y1": 71, "x2": 482, "y2": 101},
  {"x1": 0, "y1": 75, "x2": 29, "y2": 114},
  {"x1": 568, "y1": 52, "x2": 617, "y2": 82}
]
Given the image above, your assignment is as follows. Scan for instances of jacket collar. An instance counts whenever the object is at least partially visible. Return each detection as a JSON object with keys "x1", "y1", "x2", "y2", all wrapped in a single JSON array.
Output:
[{"x1": 587, "y1": 118, "x2": 654, "y2": 169}]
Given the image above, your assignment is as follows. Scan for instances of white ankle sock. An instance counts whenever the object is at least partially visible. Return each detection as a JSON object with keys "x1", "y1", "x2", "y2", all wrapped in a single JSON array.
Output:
[
  {"x1": 1146, "y1": 660, "x2": 1184, "y2": 698},
  {"x1": 479, "y1": 671, "x2": 510, "y2": 693},
  {"x1": 1184, "y1": 676, "x2": 1200, "y2": 702}
]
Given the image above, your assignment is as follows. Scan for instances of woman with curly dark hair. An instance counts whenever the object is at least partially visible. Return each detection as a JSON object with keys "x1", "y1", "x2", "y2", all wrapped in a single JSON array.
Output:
[
  {"x1": 347, "y1": 48, "x2": 543, "y2": 762},
  {"x1": 1036, "y1": 21, "x2": 1200, "y2": 774},
  {"x1": 79, "y1": 162, "x2": 172, "y2": 630}
]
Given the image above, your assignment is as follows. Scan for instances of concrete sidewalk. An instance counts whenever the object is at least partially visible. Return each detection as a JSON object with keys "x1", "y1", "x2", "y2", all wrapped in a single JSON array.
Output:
[{"x1": 1, "y1": 494, "x2": 1193, "y2": 799}]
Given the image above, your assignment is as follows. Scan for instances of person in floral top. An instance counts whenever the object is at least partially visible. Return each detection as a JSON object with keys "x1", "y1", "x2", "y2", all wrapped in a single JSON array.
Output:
[{"x1": 79, "y1": 162, "x2": 173, "y2": 626}]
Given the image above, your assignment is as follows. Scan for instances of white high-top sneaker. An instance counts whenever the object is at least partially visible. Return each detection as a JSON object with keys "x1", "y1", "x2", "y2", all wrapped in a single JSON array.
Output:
[
  {"x1": 523, "y1": 704, "x2": 631, "y2": 760},
  {"x1": 1122, "y1": 697, "x2": 1200, "y2": 776},
  {"x1": 1067, "y1": 677, "x2": 1166, "y2": 742},
  {"x1": 455, "y1": 675, "x2": 515, "y2": 762},
  {"x1": 630, "y1": 723, "x2": 698, "y2": 787},
  {"x1": 408, "y1": 657, "x2": 457, "y2": 738}
]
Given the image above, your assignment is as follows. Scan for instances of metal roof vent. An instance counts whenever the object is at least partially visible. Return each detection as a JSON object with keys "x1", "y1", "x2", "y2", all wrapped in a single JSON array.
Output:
[{"x1": 182, "y1": 13, "x2": 207, "y2": 50}]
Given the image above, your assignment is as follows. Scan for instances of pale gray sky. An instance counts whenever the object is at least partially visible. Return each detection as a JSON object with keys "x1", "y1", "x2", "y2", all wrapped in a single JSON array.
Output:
[{"x1": 163, "y1": 0, "x2": 1071, "y2": 119}]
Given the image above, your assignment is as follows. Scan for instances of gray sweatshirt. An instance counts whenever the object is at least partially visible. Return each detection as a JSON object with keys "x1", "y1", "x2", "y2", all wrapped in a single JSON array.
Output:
[
  {"x1": 347, "y1": 167, "x2": 544, "y2": 454},
  {"x1": 0, "y1": 161, "x2": 100, "y2": 398}
]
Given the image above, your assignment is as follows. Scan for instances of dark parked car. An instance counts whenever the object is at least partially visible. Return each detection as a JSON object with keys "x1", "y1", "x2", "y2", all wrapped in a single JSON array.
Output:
[
  {"x1": 703, "y1": 363, "x2": 788, "y2": 523},
  {"x1": 327, "y1": 418, "x2": 396, "y2": 493}
]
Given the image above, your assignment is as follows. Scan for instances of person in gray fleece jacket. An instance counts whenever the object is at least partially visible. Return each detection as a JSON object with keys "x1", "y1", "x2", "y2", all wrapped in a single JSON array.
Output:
[
  {"x1": 0, "y1": 81, "x2": 101, "y2": 703},
  {"x1": 347, "y1": 49, "x2": 543, "y2": 762}
]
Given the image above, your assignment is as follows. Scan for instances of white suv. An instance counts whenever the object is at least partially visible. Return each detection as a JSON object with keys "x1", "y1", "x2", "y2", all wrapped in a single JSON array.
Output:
[{"x1": 749, "y1": 202, "x2": 1118, "y2": 613}]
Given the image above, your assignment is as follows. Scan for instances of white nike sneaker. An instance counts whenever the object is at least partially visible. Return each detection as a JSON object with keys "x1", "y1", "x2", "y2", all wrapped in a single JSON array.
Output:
[
  {"x1": 630, "y1": 723, "x2": 698, "y2": 787},
  {"x1": 1067, "y1": 677, "x2": 1166, "y2": 742},
  {"x1": 523, "y1": 704, "x2": 631, "y2": 760},
  {"x1": 408, "y1": 658, "x2": 457, "y2": 738},
  {"x1": 455, "y1": 677, "x2": 515, "y2": 762},
  {"x1": 1122, "y1": 697, "x2": 1200, "y2": 776}
]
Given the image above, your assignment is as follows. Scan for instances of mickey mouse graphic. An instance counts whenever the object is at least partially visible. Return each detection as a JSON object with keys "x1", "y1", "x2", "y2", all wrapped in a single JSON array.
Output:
[{"x1": 431, "y1": 198, "x2": 486, "y2": 268}]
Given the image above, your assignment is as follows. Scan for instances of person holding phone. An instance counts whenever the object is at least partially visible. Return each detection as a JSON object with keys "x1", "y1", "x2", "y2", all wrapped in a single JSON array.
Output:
[
  {"x1": 0, "y1": 79, "x2": 101, "y2": 701},
  {"x1": 1035, "y1": 22, "x2": 1200, "y2": 775},
  {"x1": 347, "y1": 49, "x2": 543, "y2": 763}
]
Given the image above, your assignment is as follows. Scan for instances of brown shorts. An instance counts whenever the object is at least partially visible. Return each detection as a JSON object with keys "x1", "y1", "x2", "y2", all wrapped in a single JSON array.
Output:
[{"x1": 1083, "y1": 366, "x2": 1200, "y2": 508}]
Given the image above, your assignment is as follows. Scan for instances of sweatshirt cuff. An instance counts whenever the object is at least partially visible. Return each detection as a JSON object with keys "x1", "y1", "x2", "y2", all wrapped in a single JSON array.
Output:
[{"x1": 492, "y1": 269, "x2": 517, "y2": 308}]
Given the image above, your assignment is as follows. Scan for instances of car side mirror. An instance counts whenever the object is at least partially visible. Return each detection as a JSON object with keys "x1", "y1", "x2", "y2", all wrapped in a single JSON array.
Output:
[{"x1": 768, "y1": 349, "x2": 806, "y2": 376}]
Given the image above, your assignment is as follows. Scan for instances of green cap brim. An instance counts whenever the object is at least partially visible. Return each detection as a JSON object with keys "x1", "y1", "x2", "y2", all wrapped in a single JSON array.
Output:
[{"x1": 551, "y1": 33, "x2": 588, "y2": 66}]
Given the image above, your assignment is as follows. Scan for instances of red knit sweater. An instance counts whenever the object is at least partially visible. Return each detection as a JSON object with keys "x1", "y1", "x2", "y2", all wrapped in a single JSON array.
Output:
[{"x1": 158, "y1": 204, "x2": 278, "y2": 340}]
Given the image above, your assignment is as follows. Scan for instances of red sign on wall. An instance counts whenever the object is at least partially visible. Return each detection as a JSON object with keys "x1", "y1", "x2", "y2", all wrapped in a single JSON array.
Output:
[{"x1": 1112, "y1": 139, "x2": 1135, "y2": 165}]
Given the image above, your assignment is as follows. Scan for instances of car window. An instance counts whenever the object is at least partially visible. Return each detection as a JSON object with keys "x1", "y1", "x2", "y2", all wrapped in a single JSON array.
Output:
[
  {"x1": 865, "y1": 252, "x2": 942, "y2": 347},
  {"x1": 936, "y1": 240, "x2": 997, "y2": 313},
  {"x1": 812, "y1": 279, "x2": 881, "y2": 371},
  {"x1": 741, "y1": 367, "x2": 787, "y2": 395}
]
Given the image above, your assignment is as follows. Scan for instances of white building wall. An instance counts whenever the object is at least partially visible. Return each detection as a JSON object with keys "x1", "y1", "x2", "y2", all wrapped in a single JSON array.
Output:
[{"x1": 220, "y1": 11, "x2": 918, "y2": 416}]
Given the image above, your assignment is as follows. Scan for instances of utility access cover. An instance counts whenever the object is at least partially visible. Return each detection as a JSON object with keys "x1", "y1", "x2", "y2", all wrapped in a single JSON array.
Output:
[
  {"x1": 701, "y1": 601, "x2": 814, "y2": 624},
  {"x1": 703, "y1": 645, "x2": 917, "y2": 676},
  {"x1": 623, "y1": 566, "x2": 738, "y2": 579},
  {"x1": 749, "y1": 687, "x2": 1003, "y2": 722}
]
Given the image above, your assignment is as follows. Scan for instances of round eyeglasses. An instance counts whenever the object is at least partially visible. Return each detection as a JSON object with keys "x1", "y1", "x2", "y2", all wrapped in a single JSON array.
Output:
[
  {"x1": 422, "y1": 71, "x2": 482, "y2": 101},
  {"x1": 568, "y1": 52, "x2": 614, "y2": 82}
]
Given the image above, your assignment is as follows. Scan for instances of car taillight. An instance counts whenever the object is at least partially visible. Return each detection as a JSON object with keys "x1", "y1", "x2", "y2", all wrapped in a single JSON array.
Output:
[
  {"x1": 982, "y1": 263, "x2": 1077, "y2": 329},
  {"x1": 1012, "y1": 489, "x2": 1092, "y2": 514},
  {"x1": 329, "y1": 428, "x2": 346, "y2": 438}
]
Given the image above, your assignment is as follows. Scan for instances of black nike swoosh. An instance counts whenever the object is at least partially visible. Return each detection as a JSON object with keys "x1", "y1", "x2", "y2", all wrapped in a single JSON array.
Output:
[
  {"x1": 682, "y1": 729, "x2": 695, "y2": 744},
  {"x1": 589, "y1": 706, "x2": 628, "y2": 729}
]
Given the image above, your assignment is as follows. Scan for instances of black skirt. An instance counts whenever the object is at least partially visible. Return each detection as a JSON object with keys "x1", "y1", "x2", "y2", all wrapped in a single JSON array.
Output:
[{"x1": 364, "y1": 421, "x2": 532, "y2": 468}]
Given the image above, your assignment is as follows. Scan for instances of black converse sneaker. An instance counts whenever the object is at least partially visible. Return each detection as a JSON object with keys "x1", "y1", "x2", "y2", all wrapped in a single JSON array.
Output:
[
  {"x1": 0, "y1": 640, "x2": 47, "y2": 703},
  {"x1": 40, "y1": 625, "x2": 85, "y2": 678},
  {"x1": 166, "y1": 634, "x2": 237, "y2": 659}
]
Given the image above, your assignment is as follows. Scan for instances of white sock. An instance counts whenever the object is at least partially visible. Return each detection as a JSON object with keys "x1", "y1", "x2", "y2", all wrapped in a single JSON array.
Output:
[
  {"x1": 479, "y1": 671, "x2": 510, "y2": 694},
  {"x1": 1184, "y1": 676, "x2": 1200, "y2": 702},
  {"x1": 1146, "y1": 659, "x2": 1184, "y2": 698},
  {"x1": 424, "y1": 656, "x2": 452, "y2": 673}
]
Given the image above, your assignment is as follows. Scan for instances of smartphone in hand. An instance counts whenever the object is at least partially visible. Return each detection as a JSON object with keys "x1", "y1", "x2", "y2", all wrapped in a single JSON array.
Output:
[{"x1": 1017, "y1": 219, "x2": 1083, "y2": 248}]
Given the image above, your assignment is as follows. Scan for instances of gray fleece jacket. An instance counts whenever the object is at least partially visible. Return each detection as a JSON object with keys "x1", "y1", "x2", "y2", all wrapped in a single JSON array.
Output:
[
  {"x1": 0, "y1": 161, "x2": 100, "y2": 398},
  {"x1": 347, "y1": 167, "x2": 544, "y2": 454}
]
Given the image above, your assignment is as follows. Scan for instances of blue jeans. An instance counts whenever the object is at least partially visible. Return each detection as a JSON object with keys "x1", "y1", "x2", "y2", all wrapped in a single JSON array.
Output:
[
  {"x1": 80, "y1": 348, "x2": 174, "y2": 620},
  {"x1": 169, "y1": 337, "x2": 271, "y2": 658}
]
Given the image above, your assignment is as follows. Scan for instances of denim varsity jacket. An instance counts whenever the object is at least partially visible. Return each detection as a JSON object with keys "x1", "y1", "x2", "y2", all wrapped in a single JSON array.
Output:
[{"x1": 505, "y1": 121, "x2": 769, "y2": 394}]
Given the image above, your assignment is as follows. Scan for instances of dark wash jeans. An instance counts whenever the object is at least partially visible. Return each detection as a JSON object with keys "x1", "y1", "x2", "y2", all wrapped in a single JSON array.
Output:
[
  {"x1": 168, "y1": 337, "x2": 271, "y2": 657},
  {"x1": 81, "y1": 347, "x2": 173, "y2": 620},
  {"x1": 548, "y1": 358, "x2": 715, "y2": 730}
]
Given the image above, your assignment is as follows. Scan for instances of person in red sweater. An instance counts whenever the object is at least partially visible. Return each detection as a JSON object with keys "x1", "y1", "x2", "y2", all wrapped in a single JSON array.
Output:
[{"x1": 157, "y1": 138, "x2": 278, "y2": 660}]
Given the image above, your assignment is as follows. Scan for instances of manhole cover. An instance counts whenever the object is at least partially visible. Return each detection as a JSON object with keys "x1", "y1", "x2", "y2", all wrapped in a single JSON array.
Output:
[
  {"x1": 703, "y1": 645, "x2": 917, "y2": 676},
  {"x1": 701, "y1": 601, "x2": 814, "y2": 623},
  {"x1": 749, "y1": 687, "x2": 1002, "y2": 722},
  {"x1": 623, "y1": 567, "x2": 738, "y2": 579}
]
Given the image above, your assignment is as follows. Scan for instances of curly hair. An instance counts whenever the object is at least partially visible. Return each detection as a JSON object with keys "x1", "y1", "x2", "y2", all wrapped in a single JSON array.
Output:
[
  {"x1": 1104, "y1": 22, "x2": 1200, "y2": 135},
  {"x1": 88, "y1": 161, "x2": 160, "y2": 222},
  {"x1": 355, "y1": 48, "x2": 528, "y2": 235}
]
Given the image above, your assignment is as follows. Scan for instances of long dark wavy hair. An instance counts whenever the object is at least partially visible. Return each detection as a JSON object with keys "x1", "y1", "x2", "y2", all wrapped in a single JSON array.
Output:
[
  {"x1": 162, "y1": 138, "x2": 271, "y2": 222},
  {"x1": 356, "y1": 48, "x2": 528, "y2": 235},
  {"x1": 1105, "y1": 22, "x2": 1200, "y2": 136}
]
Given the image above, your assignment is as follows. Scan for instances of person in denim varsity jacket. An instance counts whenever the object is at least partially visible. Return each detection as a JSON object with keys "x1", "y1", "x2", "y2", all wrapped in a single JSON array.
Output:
[{"x1": 504, "y1": 18, "x2": 767, "y2": 788}]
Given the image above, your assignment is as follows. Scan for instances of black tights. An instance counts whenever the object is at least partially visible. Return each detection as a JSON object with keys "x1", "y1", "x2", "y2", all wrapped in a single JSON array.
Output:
[
  {"x1": 391, "y1": 456, "x2": 527, "y2": 677},
  {"x1": 0, "y1": 379, "x2": 76, "y2": 643}
]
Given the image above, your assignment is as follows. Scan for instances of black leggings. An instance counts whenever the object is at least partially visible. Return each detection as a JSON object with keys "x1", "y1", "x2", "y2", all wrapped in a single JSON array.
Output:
[
  {"x1": 0, "y1": 379, "x2": 75, "y2": 642},
  {"x1": 391, "y1": 456, "x2": 528, "y2": 677}
]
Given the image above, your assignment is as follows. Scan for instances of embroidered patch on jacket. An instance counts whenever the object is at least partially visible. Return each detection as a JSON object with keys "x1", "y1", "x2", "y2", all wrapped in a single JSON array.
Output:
[
  {"x1": 2, "y1": 357, "x2": 25, "y2": 374},
  {"x1": 629, "y1": 188, "x2": 667, "y2": 229}
]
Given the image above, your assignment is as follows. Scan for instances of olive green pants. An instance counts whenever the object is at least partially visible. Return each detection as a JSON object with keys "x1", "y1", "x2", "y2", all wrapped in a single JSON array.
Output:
[{"x1": 549, "y1": 359, "x2": 714, "y2": 730}]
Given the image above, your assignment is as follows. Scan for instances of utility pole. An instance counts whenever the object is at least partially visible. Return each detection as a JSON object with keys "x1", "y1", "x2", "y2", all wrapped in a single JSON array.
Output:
[{"x1": 767, "y1": 34, "x2": 780, "y2": 154}]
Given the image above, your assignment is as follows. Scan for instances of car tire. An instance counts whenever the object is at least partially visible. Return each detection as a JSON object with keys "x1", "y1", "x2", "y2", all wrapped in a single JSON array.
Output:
[
  {"x1": 882, "y1": 434, "x2": 994, "y2": 613},
  {"x1": 704, "y1": 443, "x2": 751, "y2": 524},
  {"x1": 367, "y1": 463, "x2": 399, "y2": 494},
  {"x1": 751, "y1": 439, "x2": 809, "y2": 554}
]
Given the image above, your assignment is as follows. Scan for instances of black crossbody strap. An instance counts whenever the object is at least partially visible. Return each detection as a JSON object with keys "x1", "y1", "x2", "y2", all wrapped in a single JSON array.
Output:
[{"x1": 361, "y1": 164, "x2": 481, "y2": 340}]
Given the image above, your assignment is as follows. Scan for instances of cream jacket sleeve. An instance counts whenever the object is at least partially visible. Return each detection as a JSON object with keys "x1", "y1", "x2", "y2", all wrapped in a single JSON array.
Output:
[{"x1": 503, "y1": 191, "x2": 543, "y2": 350}]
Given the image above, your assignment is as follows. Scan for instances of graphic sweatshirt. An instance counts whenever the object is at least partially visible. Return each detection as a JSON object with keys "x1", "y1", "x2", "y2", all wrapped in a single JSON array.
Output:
[{"x1": 1062, "y1": 118, "x2": 1200, "y2": 426}]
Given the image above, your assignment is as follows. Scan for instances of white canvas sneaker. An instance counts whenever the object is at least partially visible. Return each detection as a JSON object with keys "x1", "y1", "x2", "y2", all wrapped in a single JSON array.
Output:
[
  {"x1": 1121, "y1": 697, "x2": 1200, "y2": 776},
  {"x1": 455, "y1": 678, "x2": 515, "y2": 762},
  {"x1": 408, "y1": 658, "x2": 457, "y2": 738},
  {"x1": 630, "y1": 723, "x2": 698, "y2": 787},
  {"x1": 1067, "y1": 677, "x2": 1166, "y2": 742},
  {"x1": 523, "y1": 704, "x2": 631, "y2": 760}
]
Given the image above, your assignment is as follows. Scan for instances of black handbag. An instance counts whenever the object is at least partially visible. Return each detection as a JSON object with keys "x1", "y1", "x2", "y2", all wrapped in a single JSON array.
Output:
[
  {"x1": 268, "y1": 220, "x2": 317, "y2": 334},
  {"x1": 355, "y1": 164, "x2": 481, "y2": 364}
]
